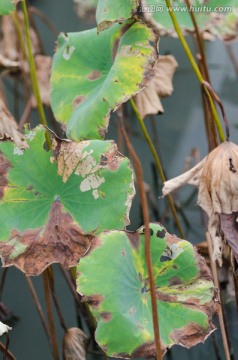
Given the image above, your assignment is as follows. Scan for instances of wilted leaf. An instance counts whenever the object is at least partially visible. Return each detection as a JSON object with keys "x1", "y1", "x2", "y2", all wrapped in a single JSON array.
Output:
[
  {"x1": 0, "y1": 125, "x2": 134, "y2": 275},
  {"x1": 1, "y1": 14, "x2": 41, "y2": 61},
  {"x1": 51, "y1": 21, "x2": 158, "y2": 141},
  {"x1": 163, "y1": 141, "x2": 238, "y2": 266},
  {"x1": 134, "y1": 55, "x2": 178, "y2": 119},
  {"x1": 63, "y1": 328, "x2": 88, "y2": 360},
  {"x1": 0, "y1": 0, "x2": 20, "y2": 16},
  {"x1": 144, "y1": 0, "x2": 238, "y2": 42},
  {"x1": 0, "y1": 321, "x2": 11, "y2": 336},
  {"x1": 0, "y1": 54, "x2": 19, "y2": 73},
  {"x1": 73, "y1": 0, "x2": 98, "y2": 21},
  {"x1": 0, "y1": 96, "x2": 27, "y2": 148},
  {"x1": 77, "y1": 223, "x2": 217, "y2": 357},
  {"x1": 31, "y1": 55, "x2": 52, "y2": 108},
  {"x1": 96, "y1": 0, "x2": 139, "y2": 32}
]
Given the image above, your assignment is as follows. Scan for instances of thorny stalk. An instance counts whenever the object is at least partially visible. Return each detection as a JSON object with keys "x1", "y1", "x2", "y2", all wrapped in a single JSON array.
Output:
[
  {"x1": 130, "y1": 98, "x2": 185, "y2": 239},
  {"x1": 165, "y1": 0, "x2": 226, "y2": 142},
  {"x1": 43, "y1": 270, "x2": 60, "y2": 360},
  {"x1": 121, "y1": 120, "x2": 163, "y2": 360},
  {"x1": 21, "y1": 1, "x2": 51, "y2": 148}
]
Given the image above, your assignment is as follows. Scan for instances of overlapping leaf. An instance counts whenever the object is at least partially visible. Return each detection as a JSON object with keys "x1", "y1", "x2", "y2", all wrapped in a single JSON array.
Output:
[
  {"x1": 0, "y1": 0, "x2": 20, "y2": 16},
  {"x1": 51, "y1": 21, "x2": 158, "y2": 141},
  {"x1": 77, "y1": 223, "x2": 217, "y2": 358},
  {"x1": 145, "y1": 0, "x2": 238, "y2": 41},
  {"x1": 0, "y1": 125, "x2": 134, "y2": 275},
  {"x1": 96, "y1": 0, "x2": 139, "y2": 32}
]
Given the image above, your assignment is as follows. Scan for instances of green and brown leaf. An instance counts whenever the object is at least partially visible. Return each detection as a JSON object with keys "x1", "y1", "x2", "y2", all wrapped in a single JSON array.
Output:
[
  {"x1": 77, "y1": 223, "x2": 218, "y2": 358},
  {"x1": 0, "y1": 125, "x2": 134, "y2": 275},
  {"x1": 50, "y1": 21, "x2": 159, "y2": 141}
]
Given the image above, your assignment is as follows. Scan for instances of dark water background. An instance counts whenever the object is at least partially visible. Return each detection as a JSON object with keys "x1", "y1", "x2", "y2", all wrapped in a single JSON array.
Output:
[{"x1": 2, "y1": 0, "x2": 238, "y2": 358}]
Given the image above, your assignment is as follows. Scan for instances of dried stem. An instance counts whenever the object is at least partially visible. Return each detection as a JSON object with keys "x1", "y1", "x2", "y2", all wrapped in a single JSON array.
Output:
[
  {"x1": 29, "y1": 6, "x2": 59, "y2": 37},
  {"x1": 0, "y1": 341, "x2": 16, "y2": 360},
  {"x1": 165, "y1": 0, "x2": 226, "y2": 142},
  {"x1": 0, "y1": 269, "x2": 8, "y2": 301},
  {"x1": 21, "y1": 1, "x2": 51, "y2": 148},
  {"x1": 121, "y1": 120, "x2": 162, "y2": 360},
  {"x1": 43, "y1": 271, "x2": 60, "y2": 360},
  {"x1": 25, "y1": 277, "x2": 51, "y2": 344},
  {"x1": 206, "y1": 233, "x2": 231, "y2": 360},
  {"x1": 47, "y1": 267, "x2": 68, "y2": 333},
  {"x1": 130, "y1": 99, "x2": 185, "y2": 239}
]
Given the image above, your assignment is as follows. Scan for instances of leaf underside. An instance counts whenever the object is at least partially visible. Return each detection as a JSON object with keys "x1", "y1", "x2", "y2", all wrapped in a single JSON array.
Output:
[
  {"x1": 77, "y1": 223, "x2": 218, "y2": 358},
  {"x1": 0, "y1": 125, "x2": 134, "y2": 275},
  {"x1": 50, "y1": 21, "x2": 158, "y2": 142}
]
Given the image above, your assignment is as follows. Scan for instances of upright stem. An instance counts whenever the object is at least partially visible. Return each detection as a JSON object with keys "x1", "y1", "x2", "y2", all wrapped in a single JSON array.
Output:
[
  {"x1": 206, "y1": 233, "x2": 231, "y2": 360},
  {"x1": 121, "y1": 121, "x2": 162, "y2": 360},
  {"x1": 130, "y1": 99, "x2": 185, "y2": 239},
  {"x1": 43, "y1": 271, "x2": 60, "y2": 360},
  {"x1": 25, "y1": 276, "x2": 51, "y2": 343},
  {"x1": 165, "y1": 0, "x2": 226, "y2": 142},
  {"x1": 21, "y1": 1, "x2": 51, "y2": 148}
]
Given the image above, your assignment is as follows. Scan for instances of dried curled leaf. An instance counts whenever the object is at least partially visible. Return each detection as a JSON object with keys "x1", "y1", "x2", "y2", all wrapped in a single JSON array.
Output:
[
  {"x1": 77, "y1": 223, "x2": 218, "y2": 357},
  {"x1": 63, "y1": 328, "x2": 88, "y2": 360},
  {"x1": 0, "y1": 125, "x2": 134, "y2": 275},
  {"x1": 162, "y1": 141, "x2": 238, "y2": 266},
  {"x1": 0, "y1": 96, "x2": 27, "y2": 148},
  {"x1": 1, "y1": 14, "x2": 40, "y2": 62},
  {"x1": 73, "y1": 0, "x2": 98, "y2": 22},
  {"x1": 134, "y1": 55, "x2": 178, "y2": 119}
]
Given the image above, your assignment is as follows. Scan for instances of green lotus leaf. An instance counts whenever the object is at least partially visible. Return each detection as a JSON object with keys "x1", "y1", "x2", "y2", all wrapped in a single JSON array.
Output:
[
  {"x1": 0, "y1": 0, "x2": 19, "y2": 15},
  {"x1": 77, "y1": 223, "x2": 218, "y2": 358},
  {"x1": 0, "y1": 125, "x2": 134, "y2": 276},
  {"x1": 96, "y1": 0, "x2": 139, "y2": 32},
  {"x1": 50, "y1": 21, "x2": 158, "y2": 142},
  {"x1": 145, "y1": 0, "x2": 238, "y2": 41}
]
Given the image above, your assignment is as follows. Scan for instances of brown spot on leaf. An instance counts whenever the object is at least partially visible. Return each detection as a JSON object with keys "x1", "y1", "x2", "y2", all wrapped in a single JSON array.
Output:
[
  {"x1": 121, "y1": 250, "x2": 126, "y2": 256},
  {"x1": 101, "y1": 312, "x2": 112, "y2": 322},
  {"x1": 132, "y1": 341, "x2": 166, "y2": 358},
  {"x1": 72, "y1": 95, "x2": 87, "y2": 108},
  {"x1": 170, "y1": 322, "x2": 215, "y2": 348},
  {"x1": 169, "y1": 276, "x2": 183, "y2": 286},
  {"x1": 156, "y1": 292, "x2": 178, "y2": 303},
  {"x1": 127, "y1": 231, "x2": 139, "y2": 250},
  {"x1": 0, "y1": 152, "x2": 11, "y2": 199},
  {"x1": 0, "y1": 201, "x2": 92, "y2": 276},
  {"x1": 156, "y1": 229, "x2": 166, "y2": 238},
  {"x1": 82, "y1": 294, "x2": 104, "y2": 309},
  {"x1": 87, "y1": 70, "x2": 101, "y2": 81}
]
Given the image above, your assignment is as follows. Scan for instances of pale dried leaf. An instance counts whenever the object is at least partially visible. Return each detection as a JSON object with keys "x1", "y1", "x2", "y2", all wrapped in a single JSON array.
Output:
[
  {"x1": 134, "y1": 55, "x2": 178, "y2": 119},
  {"x1": 162, "y1": 158, "x2": 206, "y2": 197},
  {"x1": 220, "y1": 212, "x2": 238, "y2": 264},
  {"x1": 1, "y1": 13, "x2": 40, "y2": 62},
  {"x1": 0, "y1": 321, "x2": 11, "y2": 336},
  {"x1": 63, "y1": 328, "x2": 88, "y2": 360},
  {"x1": 73, "y1": 0, "x2": 98, "y2": 21},
  {"x1": 0, "y1": 54, "x2": 19, "y2": 72},
  {"x1": 31, "y1": 55, "x2": 52, "y2": 108},
  {"x1": 0, "y1": 97, "x2": 28, "y2": 148}
]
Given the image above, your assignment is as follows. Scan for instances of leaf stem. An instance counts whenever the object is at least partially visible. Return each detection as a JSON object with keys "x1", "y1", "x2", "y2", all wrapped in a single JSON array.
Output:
[
  {"x1": 21, "y1": 1, "x2": 51, "y2": 148},
  {"x1": 165, "y1": 0, "x2": 226, "y2": 142},
  {"x1": 130, "y1": 99, "x2": 185, "y2": 239},
  {"x1": 121, "y1": 120, "x2": 163, "y2": 360},
  {"x1": 25, "y1": 276, "x2": 51, "y2": 344},
  {"x1": 0, "y1": 342, "x2": 16, "y2": 360},
  {"x1": 43, "y1": 271, "x2": 60, "y2": 360}
]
